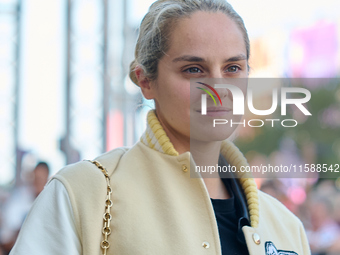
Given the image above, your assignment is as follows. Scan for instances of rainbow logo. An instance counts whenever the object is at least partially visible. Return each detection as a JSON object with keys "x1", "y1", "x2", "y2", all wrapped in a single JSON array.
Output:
[{"x1": 196, "y1": 82, "x2": 222, "y2": 106}]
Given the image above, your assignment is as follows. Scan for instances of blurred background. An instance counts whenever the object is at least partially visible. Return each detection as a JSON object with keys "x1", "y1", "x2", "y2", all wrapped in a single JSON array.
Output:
[{"x1": 0, "y1": 0, "x2": 340, "y2": 254}]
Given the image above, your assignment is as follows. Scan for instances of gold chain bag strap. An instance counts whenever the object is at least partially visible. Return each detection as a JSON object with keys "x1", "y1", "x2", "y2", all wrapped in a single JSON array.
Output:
[{"x1": 87, "y1": 160, "x2": 113, "y2": 255}]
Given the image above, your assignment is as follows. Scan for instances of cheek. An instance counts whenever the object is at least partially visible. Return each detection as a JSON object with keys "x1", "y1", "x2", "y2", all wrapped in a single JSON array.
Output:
[
  {"x1": 160, "y1": 81, "x2": 191, "y2": 107},
  {"x1": 155, "y1": 63, "x2": 191, "y2": 111},
  {"x1": 190, "y1": 88, "x2": 203, "y2": 108}
]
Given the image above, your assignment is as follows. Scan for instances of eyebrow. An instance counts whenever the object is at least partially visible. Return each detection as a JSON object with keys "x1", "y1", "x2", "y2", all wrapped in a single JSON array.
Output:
[
  {"x1": 172, "y1": 54, "x2": 247, "y2": 63},
  {"x1": 172, "y1": 55, "x2": 205, "y2": 63},
  {"x1": 226, "y1": 54, "x2": 247, "y2": 62}
]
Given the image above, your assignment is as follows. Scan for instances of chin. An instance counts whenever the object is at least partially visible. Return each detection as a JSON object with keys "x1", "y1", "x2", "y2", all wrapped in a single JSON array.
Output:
[
  {"x1": 190, "y1": 114, "x2": 238, "y2": 142},
  {"x1": 190, "y1": 126, "x2": 235, "y2": 142}
]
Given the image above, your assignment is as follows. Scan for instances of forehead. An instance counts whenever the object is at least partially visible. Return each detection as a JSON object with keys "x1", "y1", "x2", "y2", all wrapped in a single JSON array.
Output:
[{"x1": 166, "y1": 11, "x2": 246, "y2": 60}]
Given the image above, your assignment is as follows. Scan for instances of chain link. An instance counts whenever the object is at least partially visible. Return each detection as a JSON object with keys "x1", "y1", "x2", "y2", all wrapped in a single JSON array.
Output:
[{"x1": 87, "y1": 160, "x2": 112, "y2": 255}]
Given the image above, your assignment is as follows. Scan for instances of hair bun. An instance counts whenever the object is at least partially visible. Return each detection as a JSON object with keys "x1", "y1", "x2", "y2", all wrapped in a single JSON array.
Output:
[{"x1": 129, "y1": 59, "x2": 139, "y2": 86}]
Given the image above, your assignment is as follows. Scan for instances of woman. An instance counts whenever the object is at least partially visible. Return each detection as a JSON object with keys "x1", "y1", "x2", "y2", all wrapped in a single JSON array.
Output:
[{"x1": 11, "y1": 0, "x2": 310, "y2": 254}]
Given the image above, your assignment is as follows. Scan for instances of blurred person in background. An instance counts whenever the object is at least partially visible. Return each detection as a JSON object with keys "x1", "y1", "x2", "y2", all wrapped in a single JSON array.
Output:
[
  {"x1": 0, "y1": 162, "x2": 49, "y2": 255},
  {"x1": 260, "y1": 180, "x2": 285, "y2": 201},
  {"x1": 307, "y1": 194, "x2": 340, "y2": 255},
  {"x1": 31, "y1": 162, "x2": 50, "y2": 198}
]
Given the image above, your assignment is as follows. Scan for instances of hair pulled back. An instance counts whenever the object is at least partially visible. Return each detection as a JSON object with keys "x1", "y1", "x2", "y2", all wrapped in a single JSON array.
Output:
[{"x1": 129, "y1": 0, "x2": 249, "y2": 85}]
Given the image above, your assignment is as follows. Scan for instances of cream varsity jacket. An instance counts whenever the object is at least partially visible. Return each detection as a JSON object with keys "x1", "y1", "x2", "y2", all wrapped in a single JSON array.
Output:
[{"x1": 11, "y1": 111, "x2": 311, "y2": 255}]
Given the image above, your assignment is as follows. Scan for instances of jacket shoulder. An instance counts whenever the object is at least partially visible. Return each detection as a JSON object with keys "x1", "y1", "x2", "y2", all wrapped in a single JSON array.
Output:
[
  {"x1": 51, "y1": 147, "x2": 129, "y2": 186},
  {"x1": 257, "y1": 191, "x2": 311, "y2": 254},
  {"x1": 47, "y1": 147, "x2": 129, "y2": 236},
  {"x1": 258, "y1": 190, "x2": 303, "y2": 227}
]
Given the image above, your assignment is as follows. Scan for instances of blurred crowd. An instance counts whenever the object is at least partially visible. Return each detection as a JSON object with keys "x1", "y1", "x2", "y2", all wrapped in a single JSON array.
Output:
[
  {"x1": 260, "y1": 179, "x2": 340, "y2": 255},
  {"x1": 0, "y1": 162, "x2": 50, "y2": 255}
]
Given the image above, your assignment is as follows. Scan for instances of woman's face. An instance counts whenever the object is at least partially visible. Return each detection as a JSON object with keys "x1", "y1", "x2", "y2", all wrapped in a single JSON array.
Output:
[{"x1": 145, "y1": 11, "x2": 248, "y2": 144}]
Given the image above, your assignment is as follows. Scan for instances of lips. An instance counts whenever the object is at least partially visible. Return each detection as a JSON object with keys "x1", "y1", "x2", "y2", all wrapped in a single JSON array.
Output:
[
  {"x1": 206, "y1": 107, "x2": 232, "y2": 112},
  {"x1": 196, "y1": 106, "x2": 232, "y2": 117}
]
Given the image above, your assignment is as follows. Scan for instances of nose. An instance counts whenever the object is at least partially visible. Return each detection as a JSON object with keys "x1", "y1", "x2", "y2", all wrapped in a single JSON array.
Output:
[
  {"x1": 214, "y1": 86, "x2": 230, "y2": 101},
  {"x1": 208, "y1": 69, "x2": 231, "y2": 100},
  {"x1": 210, "y1": 78, "x2": 231, "y2": 102},
  {"x1": 196, "y1": 81, "x2": 229, "y2": 106}
]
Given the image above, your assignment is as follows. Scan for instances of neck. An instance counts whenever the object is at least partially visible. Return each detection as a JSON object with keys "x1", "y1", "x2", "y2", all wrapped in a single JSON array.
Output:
[
  {"x1": 153, "y1": 108, "x2": 191, "y2": 155},
  {"x1": 158, "y1": 119, "x2": 190, "y2": 155},
  {"x1": 190, "y1": 139, "x2": 221, "y2": 177},
  {"x1": 191, "y1": 140, "x2": 230, "y2": 199}
]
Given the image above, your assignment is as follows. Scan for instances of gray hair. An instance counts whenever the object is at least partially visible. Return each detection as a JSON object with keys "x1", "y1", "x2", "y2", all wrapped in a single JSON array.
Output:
[{"x1": 129, "y1": 0, "x2": 250, "y2": 85}]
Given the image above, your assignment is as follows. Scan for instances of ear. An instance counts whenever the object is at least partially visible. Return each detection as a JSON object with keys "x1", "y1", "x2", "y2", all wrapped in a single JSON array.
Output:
[{"x1": 135, "y1": 65, "x2": 155, "y2": 100}]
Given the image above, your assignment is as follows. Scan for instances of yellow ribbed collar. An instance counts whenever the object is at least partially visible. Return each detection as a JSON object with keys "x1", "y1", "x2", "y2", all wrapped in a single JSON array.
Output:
[{"x1": 140, "y1": 110, "x2": 259, "y2": 228}]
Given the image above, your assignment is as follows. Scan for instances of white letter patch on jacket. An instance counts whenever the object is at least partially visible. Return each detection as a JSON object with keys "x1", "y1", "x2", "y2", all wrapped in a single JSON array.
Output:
[{"x1": 265, "y1": 242, "x2": 298, "y2": 255}]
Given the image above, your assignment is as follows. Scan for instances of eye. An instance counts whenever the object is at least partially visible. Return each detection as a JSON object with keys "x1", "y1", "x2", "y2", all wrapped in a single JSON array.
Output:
[
  {"x1": 184, "y1": 67, "x2": 202, "y2": 73},
  {"x1": 226, "y1": 65, "x2": 241, "y2": 73}
]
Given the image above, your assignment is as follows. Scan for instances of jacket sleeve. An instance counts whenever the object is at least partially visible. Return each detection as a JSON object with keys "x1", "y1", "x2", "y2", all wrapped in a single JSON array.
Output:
[{"x1": 10, "y1": 179, "x2": 82, "y2": 255}]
